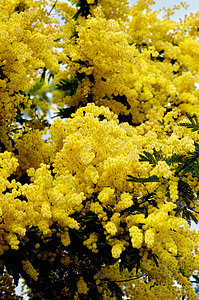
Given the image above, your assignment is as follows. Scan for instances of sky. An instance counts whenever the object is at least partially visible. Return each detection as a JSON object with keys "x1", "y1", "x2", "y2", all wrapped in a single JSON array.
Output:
[{"x1": 129, "y1": 0, "x2": 199, "y2": 19}]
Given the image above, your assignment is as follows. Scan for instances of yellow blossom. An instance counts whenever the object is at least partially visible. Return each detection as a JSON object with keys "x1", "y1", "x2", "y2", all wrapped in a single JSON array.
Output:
[
  {"x1": 105, "y1": 221, "x2": 117, "y2": 236},
  {"x1": 129, "y1": 226, "x2": 144, "y2": 249},
  {"x1": 77, "y1": 277, "x2": 88, "y2": 294}
]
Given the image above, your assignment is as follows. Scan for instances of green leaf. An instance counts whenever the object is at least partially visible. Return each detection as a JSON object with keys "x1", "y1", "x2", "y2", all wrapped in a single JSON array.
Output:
[
  {"x1": 147, "y1": 251, "x2": 159, "y2": 267},
  {"x1": 56, "y1": 77, "x2": 79, "y2": 96},
  {"x1": 52, "y1": 106, "x2": 76, "y2": 119},
  {"x1": 139, "y1": 152, "x2": 156, "y2": 165},
  {"x1": 165, "y1": 154, "x2": 184, "y2": 165},
  {"x1": 194, "y1": 163, "x2": 199, "y2": 177},
  {"x1": 188, "y1": 211, "x2": 198, "y2": 224},
  {"x1": 178, "y1": 113, "x2": 199, "y2": 132},
  {"x1": 29, "y1": 81, "x2": 44, "y2": 94},
  {"x1": 127, "y1": 175, "x2": 159, "y2": 183},
  {"x1": 194, "y1": 142, "x2": 199, "y2": 152},
  {"x1": 178, "y1": 179, "x2": 195, "y2": 203},
  {"x1": 139, "y1": 149, "x2": 163, "y2": 166},
  {"x1": 120, "y1": 247, "x2": 140, "y2": 273},
  {"x1": 40, "y1": 67, "x2": 47, "y2": 82}
]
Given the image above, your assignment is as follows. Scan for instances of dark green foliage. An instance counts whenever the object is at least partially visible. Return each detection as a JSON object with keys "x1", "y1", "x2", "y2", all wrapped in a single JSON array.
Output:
[
  {"x1": 173, "y1": 143, "x2": 199, "y2": 176},
  {"x1": 123, "y1": 195, "x2": 152, "y2": 217},
  {"x1": 147, "y1": 250, "x2": 159, "y2": 267},
  {"x1": 179, "y1": 113, "x2": 199, "y2": 132},
  {"x1": 174, "y1": 179, "x2": 198, "y2": 224},
  {"x1": 137, "y1": 141, "x2": 199, "y2": 178},
  {"x1": 120, "y1": 247, "x2": 140, "y2": 273},
  {"x1": 178, "y1": 179, "x2": 195, "y2": 205},
  {"x1": 112, "y1": 94, "x2": 131, "y2": 110},
  {"x1": 127, "y1": 175, "x2": 159, "y2": 183},
  {"x1": 192, "y1": 274, "x2": 199, "y2": 283},
  {"x1": 40, "y1": 67, "x2": 47, "y2": 82},
  {"x1": 56, "y1": 77, "x2": 79, "y2": 97},
  {"x1": 5, "y1": 198, "x2": 126, "y2": 299},
  {"x1": 67, "y1": 56, "x2": 90, "y2": 67},
  {"x1": 118, "y1": 113, "x2": 139, "y2": 126},
  {"x1": 165, "y1": 154, "x2": 185, "y2": 165},
  {"x1": 53, "y1": 106, "x2": 76, "y2": 119},
  {"x1": 72, "y1": 0, "x2": 98, "y2": 20},
  {"x1": 139, "y1": 149, "x2": 163, "y2": 166},
  {"x1": 40, "y1": 67, "x2": 54, "y2": 83},
  {"x1": 14, "y1": 80, "x2": 53, "y2": 130},
  {"x1": 14, "y1": 1, "x2": 28, "y2": 13}
]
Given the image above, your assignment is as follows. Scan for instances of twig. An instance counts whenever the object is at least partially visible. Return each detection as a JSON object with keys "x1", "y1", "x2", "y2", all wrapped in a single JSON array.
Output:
[
  {"x1": 111, "y1": 276, "x2": 141, "y2": 283},
  {"x1": 48, "y1": 0, "x2": 58, "y2": 14}
]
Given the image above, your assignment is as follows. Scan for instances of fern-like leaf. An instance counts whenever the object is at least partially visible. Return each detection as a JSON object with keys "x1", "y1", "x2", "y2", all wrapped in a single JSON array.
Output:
[
  {"x1": 178, "y1": 113, "x2": 199, "y2": 132},
  {"x1": 127, "y1": 175, "x2": 159, "y2": 183},
  {"x1": 139, "y1": 149, "x2": 162, "y2": 166}
]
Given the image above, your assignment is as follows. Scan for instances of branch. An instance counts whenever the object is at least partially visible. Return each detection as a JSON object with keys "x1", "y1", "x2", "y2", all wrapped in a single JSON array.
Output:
[{"x1": 48, "y1": 0, "x2": 58, "y2": 14}]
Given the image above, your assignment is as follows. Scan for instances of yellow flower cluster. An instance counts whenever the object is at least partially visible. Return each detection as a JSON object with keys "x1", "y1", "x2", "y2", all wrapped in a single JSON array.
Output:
[
  {"x1": 105, "y1": 222, "x2": 118, "y2": 236},
  {"x1": 129, "y1": 225, "x2": 144, "y2": 249},
  {"x1": 0, "y1": 100, "x2": 199, "y2": 298},
  {"x1": 77, "y1": 276, "x2": 88, "y2": 294},
  {"x1": 0, "y1": 151, "x2": 19, "y2": 180},
  {"x1": 144, "y1": 228, "x2": 155, "y2": 249},
  {"x1": 111, "y1": 242, "x2": 125, "y2": 259},
  {"x1": 61, "y1": 230, "x2": 71, "y2": 247},
  {"x1": 54, "y1": 1, "x2": 199, "y2": 125},
  {"x1": 14, "y1": 129, "x2": 51, "y2": 176},
  {"x1": 115, "y1": 192, "x2": 134, "y2": 212},
  {"x1": 150, "y1": 161, "x2": 172, "y2": 179},
  {"x1": 169, "y1": 176, "x2": 179, "y2": 202},
  {"x1": 98, "y1": 187, "x2": 115, "y2": 206},
  {"x1": 0, "y1": 0, "x2": 199, "y2": 298},
  {"x1": 51, "y1": 103, "x2": 142, "y2": 197},
  {"x1": 83, "y1": 232, "x2": 98, "y2": 253},
  {"x1": 22, "y1": 260, "x2": 39, "y2": 281},
  {"x1": 0, "y1": 0, "x2": 59, "y2": 147},
  {"x1": 60, "y1": 255, "x2": 70, "y2": 266}
]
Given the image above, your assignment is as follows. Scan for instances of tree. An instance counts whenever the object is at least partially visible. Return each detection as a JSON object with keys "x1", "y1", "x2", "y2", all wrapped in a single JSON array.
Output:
[{"x1": 0, "y1": 0, "x2": 199, "y2": 299}]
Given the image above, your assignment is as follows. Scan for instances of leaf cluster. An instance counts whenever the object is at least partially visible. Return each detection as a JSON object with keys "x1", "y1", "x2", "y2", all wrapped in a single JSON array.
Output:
[
  {"x1": 72, "y1": 0, "x2": 98, "y2": 20},
  {"x1": 56, "y1": 77, "x2": 79, "y2": 97},
  {"x1": 179, "y1": 113, "x2": 199, "y2": 132}
]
